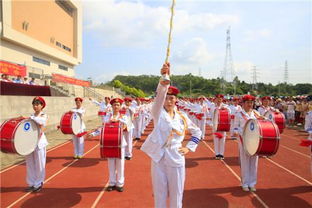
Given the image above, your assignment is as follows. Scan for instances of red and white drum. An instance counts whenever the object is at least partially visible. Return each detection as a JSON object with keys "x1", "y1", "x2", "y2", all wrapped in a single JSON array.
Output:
[
  {"x1": 100, "y1": 122, "x2": 122, "y2": 158},
  {"x1": 0, "y1": 117, "x2": 40, "y2": 155},
  {"x1": 60, "y1": 112, "x2": 82, "y2": 135},
  {"x1": 264, "y1": 111, "x2": 286, "y2": 133},
  {"x1": 119, "y1": 108, "x2": 126, "y2": 115},
  {"x1": 213, "y1": 108, "x2": 231, "y2": 132},
  {"x1": 243, "y1": 119, "x2": 280, "y2": 156},
  {"x1": 98, "y1": 111, "x2": 106, "y2": 116}
]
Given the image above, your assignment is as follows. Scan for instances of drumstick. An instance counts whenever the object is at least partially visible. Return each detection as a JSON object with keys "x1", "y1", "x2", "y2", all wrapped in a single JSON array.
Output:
[{"x1": 76, "y1": 126, "x2": 103, "y2": 138}]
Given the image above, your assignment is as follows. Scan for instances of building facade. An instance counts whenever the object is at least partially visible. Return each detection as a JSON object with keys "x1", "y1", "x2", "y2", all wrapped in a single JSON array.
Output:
[{"x1": 0, "y1": 0, "x2": 82, "y2": 80}]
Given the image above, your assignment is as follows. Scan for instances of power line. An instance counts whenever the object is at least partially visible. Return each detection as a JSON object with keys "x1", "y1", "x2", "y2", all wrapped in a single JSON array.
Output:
[
  {"x1": 251, "y1": 66, "x2": 259, "y2": 91},
  {"x1": 284, "y1": 60, "x2": 288, "y2": 84}
]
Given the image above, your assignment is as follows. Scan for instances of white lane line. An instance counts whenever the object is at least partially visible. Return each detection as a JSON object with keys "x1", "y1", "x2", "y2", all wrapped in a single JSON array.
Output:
[
  {"x1": 265, "y1": 158, "x2": 312, "y2": 186},
  {"x1": 90, "y1": 140, "x2": 139, "y2": 208},
  {"x1": 281, "y1": 131, "x2": 306, "y2": 141},
  {"x1": 1, "y1": 140, "x2": 72, "y2": 174},
  {"x1": 91, "y1": 181, "x2": 109, "y2": 208},
  {"x1": 280, "y1": 144, "x2": 310, "y2": 158},
  {"x1": 231, "y1": 140, "x2": 312, "y2": 185},
  {"x1": 6, "y1": 144, "x2": 99, "y2": 208},
  {"x1": 202, "y1": 141, "x2": 270, "y2": 208}
]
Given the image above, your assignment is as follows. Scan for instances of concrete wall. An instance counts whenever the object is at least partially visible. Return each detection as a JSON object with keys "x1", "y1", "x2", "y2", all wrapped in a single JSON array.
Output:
[{"x1": 0, "y1": 95, "x2": 101, "y2": 132}]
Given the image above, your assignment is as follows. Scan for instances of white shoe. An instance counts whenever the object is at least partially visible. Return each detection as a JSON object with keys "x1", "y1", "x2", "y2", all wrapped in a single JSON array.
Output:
[
  {"x1": 250, "y1": 187, "x2": 256, "y2": 192},
  {"x1": 242, "y1": 186, "x2": 249, "y2": 192}
]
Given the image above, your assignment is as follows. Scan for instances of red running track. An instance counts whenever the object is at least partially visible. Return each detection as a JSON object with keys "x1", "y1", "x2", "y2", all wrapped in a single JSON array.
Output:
[{"x1": 1, "y1": 124, "x2": 311, "y2": 208}]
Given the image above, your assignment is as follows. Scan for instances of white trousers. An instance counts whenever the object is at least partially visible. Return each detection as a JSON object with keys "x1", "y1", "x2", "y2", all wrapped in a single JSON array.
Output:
[
  {"x1": 26, "y1": 146, "x2": 46, "y2": 188},
  {"x1": 238, "y1": 141, "x2": 258, "y2": 187},
  {"x1": 199, "y1": 119, "x2": 206, "y2": 139},
  {"x1": 73, "y1": 136, "x2": 84, "y2": 156},
  {"x1": 213, "y1": 132, "x2": 226, "y2": 155},
  {"x1": 133, "y1": 118, "x2": 142, "y2": 138},
  {"x1": 108, "y1": 147, "x2": 125, "y2": 187},
  {"x1": 151, "y1": 158, "x2": 185, "y2": 208},
  {"x1": 125, "y1": 129, "x2": 133, "y2": 157},
  {"x1": 230, "y1": 119, "x2": 236, "y2": 137}
]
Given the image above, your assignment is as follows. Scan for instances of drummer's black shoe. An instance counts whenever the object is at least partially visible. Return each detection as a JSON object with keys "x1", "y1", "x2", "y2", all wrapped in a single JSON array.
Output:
[
  {"x1": 106, "y1": 186, "x2": 116, "y2": 192},
  {"x1": 135, "y1": 138, "x2": 141, "y2": 141},
  {"x1": 116, "y1": 186, "x2": 124, "y2": 192},
  {"x1": 125, "y1": 156, "x2": 131, "y2": 160},
  {"x1": 32, "y1": 183, "x2": 43, "y2": 193},
  {"x1": 25, "y1": 186, "x2": 34, "y2": 192},
  {"x1": 219, "y1": 155, "x2": 224, "y2": 160}
]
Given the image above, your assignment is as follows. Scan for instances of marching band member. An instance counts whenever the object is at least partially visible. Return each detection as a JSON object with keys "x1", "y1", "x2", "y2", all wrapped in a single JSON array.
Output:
[
  {"x1": 229, "y1": 97, "x2": 242, "y2": 139},
  {"x1": 25, "y1": 96, "x2": 48, "y2": 192},
  {"x1": 233, "y1": 95, "x2": 262, "y2": 192},
  {"x1": 304, "y1": 95, "x2": 312, "y2": 172},
  {"x1": 210, "y1": 94, "x2": 231, "y2": 160},
  {"x1": 71, "y1": 97, "x2": 86, "y2": 159},
  {"x1": 89, "y1": 96, "x2": 112, "y2": 117},
  {"x1": 304, "y1": 96, "x2": 312, "y2": 141},
  {"x1": 258, "y1": 96, "x2": 278, "y2": 116},
  {"x1": 286, "y1": 98, "x2": 296, "y2": 126},
  {"x1": 89, "y1": 98, "x2": 128, "y2": 192},
  {"x1": 133, "y1": 97, "x2": 144, "y2": 140},
  {"x1": 141, "y1": 63, "x2": 202, "y2": 208},
  {"x1": 198, "y1": 97, "x2": 210, "y2": 140},
  {"x1": 124, "y1": 97, "x2": 135, "y2": 160}
]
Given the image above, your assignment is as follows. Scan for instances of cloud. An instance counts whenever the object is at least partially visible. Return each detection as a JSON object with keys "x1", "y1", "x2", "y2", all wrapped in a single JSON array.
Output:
[
  {"x1": 82, "y1": 0, "x2": 239, "y2": 48},
  {"x1": 243, "y1": 28, "x2": 272, "y2": 42},
  {"x1": 170, "y1": 37, "x2": 215, "y2": 73},
  {"x1": 91, "y1": 70, "x2": 134, "y2": 83},
  {"x1": 232, "y1": 61, "x2": 255, "y2": 82}
]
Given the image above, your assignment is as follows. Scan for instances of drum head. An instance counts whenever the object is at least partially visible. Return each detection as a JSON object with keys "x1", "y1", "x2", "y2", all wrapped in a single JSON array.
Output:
[
  {"x1": 264, "y1": 111, "x2": 274, "y2": 122},
  {"x1": 242, "y1": 119, "x2": 260, "y2": 156},
  {"x1": 71, "y1": 113, "x2": 82, "y2": 135},
  {"x1": 212, "y1": 109, "x2": 219, "y2": 131},
  {"x1": 14, "y1": 119, "x2": 40, "y2": 155}
]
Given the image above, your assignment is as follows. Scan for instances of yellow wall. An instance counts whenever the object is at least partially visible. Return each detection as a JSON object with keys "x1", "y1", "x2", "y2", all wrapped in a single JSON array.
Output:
[{"x1": 12, "y1": 0, "x2": 75, "y2": 57}]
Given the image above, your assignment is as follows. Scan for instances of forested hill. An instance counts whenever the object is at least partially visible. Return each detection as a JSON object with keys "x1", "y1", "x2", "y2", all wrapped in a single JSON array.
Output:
[{"x1": 107, "y1": 74, "x2": 312, "y2": 97}]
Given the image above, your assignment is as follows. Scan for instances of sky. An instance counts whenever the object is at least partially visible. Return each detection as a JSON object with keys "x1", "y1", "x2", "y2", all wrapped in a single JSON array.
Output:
[{"x1": 75, "y1": 0, "x2": 311, "y2": 85}]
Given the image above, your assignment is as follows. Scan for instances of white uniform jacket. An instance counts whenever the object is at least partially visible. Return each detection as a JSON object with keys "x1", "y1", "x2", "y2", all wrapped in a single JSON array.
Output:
[
  {"x1": 71, "y1": 107, "x2": 86, "y2": 132},
  {"x1": 30, "y1": 112, "x2": 48, "y2": 149},
  {"x1": 141, "y1": 83, "x2": 202, "y2": 167},
  {"x1": 233, "y1": 110, "x2": 258, "y2": 136},
  {"x1": 258, "y1": 105, "x2": 274, "y2": 116},
  {"x1": 304, "y1": 111, "x2": 312, "y2": 137},
  {"x1": 91, "y1": 112, "x2": 129, "y2": 147}
]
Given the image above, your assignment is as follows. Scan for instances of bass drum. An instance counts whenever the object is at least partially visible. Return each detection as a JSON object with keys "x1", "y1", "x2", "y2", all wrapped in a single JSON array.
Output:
[
  {"x1": 243, "y1": 119, "x2": 280, "y2": 156},
  {"x1": 0, "y1": 117, "x2": 40, "y2": 155}
]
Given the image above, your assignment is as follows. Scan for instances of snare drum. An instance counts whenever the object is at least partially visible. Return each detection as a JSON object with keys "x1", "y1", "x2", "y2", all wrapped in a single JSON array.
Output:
[
  {"x1": 100, "y1": 122, "x2": 122, "y2": 158},
  {"x1": 264, "y1": 111, "x2": 286, "y2": 133},
  {"x1": 60, "y1": 112, "x2": 82, "y2": 135},
  {"x1": 213, "y1": 108, "x2": 231, "y2": 132},
  {"x1": 243, "y1": 119, "x2": 280, "y2": 156},
  {"x1": 0, "y1": 117, "x2": 40, "y2": 155}
]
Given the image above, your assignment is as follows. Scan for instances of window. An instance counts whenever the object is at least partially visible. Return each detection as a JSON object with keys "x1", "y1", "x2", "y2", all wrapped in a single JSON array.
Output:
[
  {"x1": 33, "y1": 56, "x2": 50, "y2": 66},
  {"x1": 56, "y1": 41, "x2": 71, "y2": 52},
  {"x1": 55, "y1": 0, "x2": 74, "y2": 16},
  {"x1": 59, "y1": 65, "x2": 68, "y2": 71},
  {"x1": 56, "y1": 41, "x2": 62, "y2": 47},
  {"x1": 28, "y1": 72, "x2": 41, "y2": 79}
]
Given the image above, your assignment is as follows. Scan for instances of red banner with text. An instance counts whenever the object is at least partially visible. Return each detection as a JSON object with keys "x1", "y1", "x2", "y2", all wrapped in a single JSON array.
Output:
[
  {"x1": 0, "y1": 61, "x2": 27, "y2": 77},
  {"x1": 52, "y1": 73, "x2": 91, "y2": 87}
]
